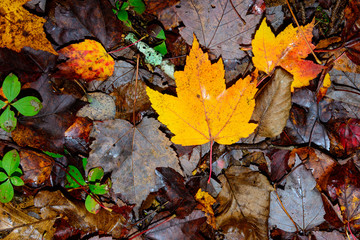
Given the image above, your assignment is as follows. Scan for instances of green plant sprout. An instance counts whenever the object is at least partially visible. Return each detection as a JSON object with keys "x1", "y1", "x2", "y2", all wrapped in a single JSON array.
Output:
[
  {"x1": 0, "y1": 150, "x2": 24, "y2": 203},
  {"x1": 113, "y1": 0, "x2": 146, "y2": 27},
  {"x1": 153, "y1": 29, "x2": 167, "y2": 56},
  {"x1": 66, "y1": 165, "x2": 111, "y2": 214},
  {"x1": 0, "y1": 73, "x2": 42, "y2": 132}
]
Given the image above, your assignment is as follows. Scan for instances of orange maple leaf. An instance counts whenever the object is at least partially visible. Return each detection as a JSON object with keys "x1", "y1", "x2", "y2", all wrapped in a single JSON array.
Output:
[
  {"x1": 252, "y1": 18, "x2": 324, "y2": 91},
  {"x1": 146, "y1": 36, "x2": 257, "y2": 146},
  {"x1": 56, "y1": 40, "x2": 115, "y2": 82},
  {"x1": 0, "y1": 0, "x2": 57, "y2": 54}
]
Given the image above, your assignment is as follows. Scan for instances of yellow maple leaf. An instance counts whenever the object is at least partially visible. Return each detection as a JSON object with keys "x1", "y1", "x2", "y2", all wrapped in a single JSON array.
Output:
[
  {"x1": 252, "y1": 18, "x2": 324, "y2": 91},
  {"x1": 56, "y1": 40, "x2": 114, "y2": 82},
  {"x1": 146, "y1": 36, "x2": 257, "y2": 146},
  {"x1": 195, "y1": 189, "x2": 216, "y2": 228},
  {"x1": 0, "y1": 0, "x2": 57, "y2": 54}
]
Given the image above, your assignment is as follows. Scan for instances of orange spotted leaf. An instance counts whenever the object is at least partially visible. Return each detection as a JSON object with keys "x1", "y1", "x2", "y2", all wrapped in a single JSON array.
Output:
[
  {"x1": 252, "y1": 18, "x2": 324, "y2": 91},
  {"x1": 0, "y1": 0, "x2": 57, "y2": 54},
  {"x1": 57, "y1": 40, "x2": 115, "y2": 82}
]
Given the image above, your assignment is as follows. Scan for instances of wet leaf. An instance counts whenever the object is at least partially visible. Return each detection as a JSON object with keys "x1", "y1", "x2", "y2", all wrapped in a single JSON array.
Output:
[
  {"x1": 195, "y1": 188, "x2": 216, "y2": 228},
  {"x1": 216, "y1": 166, "x2": 273, "y2": 240},
  {"x1": 19, "y1": 149, "x2": 54, "y2": 188},
  {"x1": 87, "y1": 117, "x2": 182, "y2": 215},
  {"x1": 34, "y1": 190, "x2": 130, "y2": 238},
  {"x1": 269, "y1": 157, "x2": 326, "y2": 232},
  {"x1": 252, "y1": 18, "x2": 324, "y2": 91},
  {"x1": 251, "y1": 67, "x2": 293, "y2": 137},
  {"x1": 175, "y1": 0, "x2": 261, "y2": 60},
  {"x1": 56, "y1": 39, "x2": 114, "y2": 82},
  {"x1": 0, "y1": 0, "x2": 57, "y2": 54},
  {"x1": 147, "y1": 36, "x2": 257, "y2": 146}
]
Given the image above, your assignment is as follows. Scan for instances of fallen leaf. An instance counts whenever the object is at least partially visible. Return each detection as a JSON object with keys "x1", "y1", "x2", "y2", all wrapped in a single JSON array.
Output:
[
  {"x1": 20, "y1": 149, "x2": 54, "y2": 188},
  {"x1": 146, "y1": 36, "x2": 257, "y2": 146},
  {"x1": 326, "y1": 160, "x2": 360, "y2": 230},
  {"x1": 34, "y1": 190, "x2": 130, "y2": 238},
  {"x1": 64, "y1": 117, "x2": 93, "y2": 155},
  {"x1": 88, "y1": 60, "x2": 166, "y2": 93},
  {"x1": 216, "y1": 166, "x2": 273, "y2": 240},
  {"x1": 56, "y1": 39, "x2": 114, "y2": 82},
  {"x1": 195, "y1": 188, "x2": 216, "y2": 228},
  {"x1": 12, "y1": 75, "x2": 84, "y2": 153},
  {"x1": 110, "y1": 79, "x2": 151, "y2": 121},
  {"x1": 252, "y1": 18, "x2": 324, "y2": 91},
  {"x1": 44, "y1": 0, "x2": 123, "y2": 50},
  {"x1": 332, "y1": 118, "x2": 360, "y2": 156},
  {"x1": 312, "y1": 230, "x2": 346, "y2": 240},
  {"x1": 251, "y1": 67, "x2": 293, "y2": 137},
  {"x1": 0, "y1": 201, "x2": 56, "y2": 239},
  {"x1": 175, "y1": 0, "x2": 261, "y2": 60},
  {"x1": 155, "y1": 167, "x2": 197, "y2": 218},
  {"x1": 342, "y1": 0, "x2": 360, "y2": 65},
  {"x1": 290, "y1": 147, "x2": 337, "y2": 192},
  {"x1": 87, "y1": 117, "x2": 182, "y2": 215},
  {"x1": 326, "y1": 70, "x2": 360, "y2": 107},
  {"x1": 144, "y1": 210, "x2": 208, "y2": 240},
  {"x1": 269, "y1": 156, "x2": 326, "y2": 232},
  {"x1": 0, "y1": 0, "x2": 57, "y2": 54}
]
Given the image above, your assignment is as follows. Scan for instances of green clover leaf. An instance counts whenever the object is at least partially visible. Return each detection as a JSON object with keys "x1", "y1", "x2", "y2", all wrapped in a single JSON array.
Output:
[
  {"x1": 2, "y1": 150, "x2": 20, "y2": 176},
  {"x1": 85, "y1": 194, "x2": 101, "y2": 214},
  {"x1": 12, "y1": 96, "x2": 42, "y2": 116},
  {"x1": 0, "y1": 106, "x2": 16, "y2": 132},
  {"x1": 0, "y1": 179, "x2": 14, "y2": 203},
  {"x1": 65, "y1": 165, "x2": 86, "y2": 188},
  {"x1": 2, "y1": 73, "x2": 20, "y2": 103}
]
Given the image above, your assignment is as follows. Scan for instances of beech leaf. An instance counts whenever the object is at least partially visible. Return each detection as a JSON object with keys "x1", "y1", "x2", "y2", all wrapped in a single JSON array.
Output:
[
  {"x1": 56, "y1": 39, "x2": 115, "y2": 82},
  {"x1": 251, "y1": 67, "x2": 293, "y2": 137},
  {"x1": 147, "y1": 36, "x2": 257, "y2": 146}
]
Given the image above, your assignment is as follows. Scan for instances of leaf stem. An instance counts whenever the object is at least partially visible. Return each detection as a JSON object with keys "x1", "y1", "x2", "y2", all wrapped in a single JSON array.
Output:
[
  {"x1": 208, "y1": 140, "x2": 214, "y2": 183},
  {"x1": 229, "y1": 0, "x2": 246, "y2": 25},
  {"x1": 108, "y1": 36, "x2": 147, "y2": 54},
  {"x1": 274, "y1": 185, "x2": 299, "y2": 232}
]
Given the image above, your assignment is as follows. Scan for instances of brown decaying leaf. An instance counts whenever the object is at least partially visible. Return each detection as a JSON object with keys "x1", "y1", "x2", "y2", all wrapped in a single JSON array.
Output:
[
  {"x1": 269, "y1": 157, "x2": 326, "y2": 233},
  {"x1": 87, "y1": 117, "x2": 182, "y2": 215},
  {"x1": 290, "y1": 147, "x2": 337, "y2": 192},
  {"x1": 175, "y1": 0, "x2": 261, "y2": 60},
  {"x1": 12, "y1": 75, "x2": 84, "y2": 153},
  {"x1": 155, "y1": 167, "x2": 197, "y2": 218},
  {"x1": 34, "y1": 190, "x2": 129, "y2": 238},
  {"x1": 0, "y1": 202, "x2": 56, "y2": 240},
  {"x1": 45, "y1": 0, "x2": 123, "y2": 50},
  {"x1": 251, "y1": 67, "x2": 293, "y2": 137},
  {"x1": 144, "y1": 210, "x2": 208, "y2": 240},
  {"x1": 216, "y1": 166, "x2": 273, "y2": 240},
  {"x1": 326, "y1": 160, "x2": 360, "y2": 230},
  {"x1": 64, "y1": 117, "x2": 93, "y2": 155},
  {"x1": 312, "y1": 230, "x2": 346, "y2": 240},
  {"x1": 111, "y1": 79, "x2": 151, "y2": 121},
  {"x1": 20, "y1": 150, "x2": 54, "y2": 188}
]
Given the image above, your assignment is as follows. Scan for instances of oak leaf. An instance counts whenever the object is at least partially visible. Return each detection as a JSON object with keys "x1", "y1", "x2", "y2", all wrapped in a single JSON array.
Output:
[
  {"x1": 252, "y1": 18, "x2": 324, "y2": 91},
  {"x1": 146, "y1": 36, "x2": 257, "y2": 146},
  {"x1": 0, "y1": 0, "x2": 57, "y2": 54},
  {"x1": 56, "y1": 39, "x2": 114, "y2": 82}
]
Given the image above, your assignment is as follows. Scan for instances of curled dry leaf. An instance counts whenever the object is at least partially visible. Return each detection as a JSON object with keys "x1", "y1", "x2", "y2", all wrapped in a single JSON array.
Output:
[
  {"x1": 216, "y1": 166, "x2": 273, "y2": 240},
  {"x1": 251, "y1": 67, "x2": 293, "y2": 137}
]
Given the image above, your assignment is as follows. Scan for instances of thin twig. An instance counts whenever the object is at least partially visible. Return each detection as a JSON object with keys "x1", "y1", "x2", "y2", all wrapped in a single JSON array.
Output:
[
  {"x1": 229, "y1": 0, "x2": 246, "y2": 25},
  {"x1": 285, "y1": 0, "x2": 322, "y2": 64},
  {"x1": 274, "y1": 185, "x2": 299, "y2": 232}
]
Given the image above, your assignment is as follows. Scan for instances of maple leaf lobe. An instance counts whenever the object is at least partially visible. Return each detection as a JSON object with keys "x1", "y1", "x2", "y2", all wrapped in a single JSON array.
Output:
[{"x1": 147, "y1": 36, "x2": 257, "y2": 146}]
